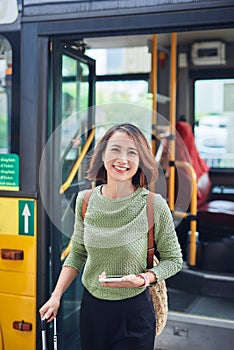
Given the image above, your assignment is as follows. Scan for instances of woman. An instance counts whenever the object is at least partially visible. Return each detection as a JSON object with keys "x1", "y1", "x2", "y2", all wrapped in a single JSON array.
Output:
[{"x1": 39, "y1": 123, "x2": 183, "y2": 350}]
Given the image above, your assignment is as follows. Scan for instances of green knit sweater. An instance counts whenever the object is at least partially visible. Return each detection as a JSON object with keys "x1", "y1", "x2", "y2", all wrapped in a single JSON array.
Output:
[{"x1": 63, "y1": 186, "x2": 183, "y2": 300}]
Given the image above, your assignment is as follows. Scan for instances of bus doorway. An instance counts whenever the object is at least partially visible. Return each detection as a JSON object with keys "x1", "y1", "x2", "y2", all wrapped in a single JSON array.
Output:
[{"x1": 39, "y1": 39, "x2": 95, "y2": 350}]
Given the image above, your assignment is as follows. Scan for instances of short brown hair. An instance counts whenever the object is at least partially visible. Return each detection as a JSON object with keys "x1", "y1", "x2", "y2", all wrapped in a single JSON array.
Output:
[{"x1": 87, "y1": 123, "x2": 158, "y2": 187}]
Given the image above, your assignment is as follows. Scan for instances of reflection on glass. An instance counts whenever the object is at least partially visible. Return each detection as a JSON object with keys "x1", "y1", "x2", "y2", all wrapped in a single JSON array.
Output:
[
  {"x1": 194, "y1": 79, "x2": 234, "y2": 168},
  {"x1": 0, "y1": 36, "x2": 12, "y2": 154}
]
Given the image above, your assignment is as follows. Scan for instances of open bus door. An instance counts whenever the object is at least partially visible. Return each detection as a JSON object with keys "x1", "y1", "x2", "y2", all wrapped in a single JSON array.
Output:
[{"x1": 39, "y1": 39, "x2": 95, "y2": 350}]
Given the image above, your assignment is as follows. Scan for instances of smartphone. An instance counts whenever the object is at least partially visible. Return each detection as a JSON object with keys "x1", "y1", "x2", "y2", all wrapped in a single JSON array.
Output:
[{"x1": 99, "y1": 275, "x2": 123, "y2": 282}]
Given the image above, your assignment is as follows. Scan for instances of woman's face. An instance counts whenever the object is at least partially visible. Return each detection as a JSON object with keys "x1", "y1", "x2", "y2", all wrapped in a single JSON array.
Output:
[{"x1": 102, "y1": 131, "x2": 140, "y2": 184}]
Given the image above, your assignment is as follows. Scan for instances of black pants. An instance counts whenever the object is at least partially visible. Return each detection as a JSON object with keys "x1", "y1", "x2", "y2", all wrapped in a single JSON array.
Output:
[{"x1": 80, "y1": 288, "x2": 156, "y2": 350}]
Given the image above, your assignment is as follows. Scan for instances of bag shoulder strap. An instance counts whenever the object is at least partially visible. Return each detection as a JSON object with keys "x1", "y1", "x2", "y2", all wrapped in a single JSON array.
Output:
[
  {"x1": 81, "y1": 188, "x2": 155, "y2": 269},
  {"x1": 81, "y1": 189, "x2": 93, "y2": 220},
  {"x1": 147, "y1": 192, "x2": 155, "y2": 269}
]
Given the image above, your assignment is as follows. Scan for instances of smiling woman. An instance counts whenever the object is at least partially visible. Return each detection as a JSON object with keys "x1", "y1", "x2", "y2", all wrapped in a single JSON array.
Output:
[{"x1": 39, "y1": 123, "x2": 183, "y2": 350}]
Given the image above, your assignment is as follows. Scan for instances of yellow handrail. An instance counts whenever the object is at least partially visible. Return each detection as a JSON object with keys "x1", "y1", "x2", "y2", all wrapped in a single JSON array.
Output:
[
  {"x1": 168, "y1": 32, "x2": 177, "y2": 212},
  {"x1": 59, "y1": 126, "x2": 95, "y2": 195},
  {"x1": 60, "y1": 240, "x2": 72, "y2": 261},
  {"x1": 175, "y1": 161, "x2": 198, "y2": 266},
  {"x1": 164, "y1": 33, "x2": 198, "y2": 267}
]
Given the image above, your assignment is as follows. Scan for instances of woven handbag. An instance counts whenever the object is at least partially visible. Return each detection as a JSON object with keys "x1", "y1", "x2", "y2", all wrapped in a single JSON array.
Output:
[
  {"x1": 82, "y1": 190, "x2": 168, "y2": 336},
  {"x1": 147, "y1": 192, "x2": 168, "y2": 336}
]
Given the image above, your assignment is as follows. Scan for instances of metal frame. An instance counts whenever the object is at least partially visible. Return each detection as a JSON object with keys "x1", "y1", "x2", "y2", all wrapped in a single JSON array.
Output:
[
  {"x1": 34, "y1": 7, "x2": 234, "y2": 38},
  {"x1": 22, "y1": 1, "x2": 234, "y2": 25}
]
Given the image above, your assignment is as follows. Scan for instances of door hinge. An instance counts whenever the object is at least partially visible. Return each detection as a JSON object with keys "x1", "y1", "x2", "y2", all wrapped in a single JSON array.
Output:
[{"x1": 49, "y1": 40, "x2": 53, "y2": 52}]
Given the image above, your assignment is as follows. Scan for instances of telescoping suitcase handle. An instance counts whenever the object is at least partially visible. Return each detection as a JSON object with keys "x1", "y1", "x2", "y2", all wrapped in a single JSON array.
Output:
[{"x1": 41, "y1": 317, "x2": 58, "y2": 350}]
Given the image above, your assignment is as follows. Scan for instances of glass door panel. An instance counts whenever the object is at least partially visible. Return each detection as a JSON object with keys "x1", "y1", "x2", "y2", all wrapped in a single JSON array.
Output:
[{"x1": 50, "y1": 41, "x2": 95, "y2": 350}]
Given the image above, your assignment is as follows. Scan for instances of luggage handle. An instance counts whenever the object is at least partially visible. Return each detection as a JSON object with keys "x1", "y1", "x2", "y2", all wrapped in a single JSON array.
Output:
[
  {"x1": 53, "y1": 317, "x2": 58, "y2": 350},
  {"x1": 41, "y1": 319, "x2": 47, "y2": 350},
  {"x1": 41, "y1": 317, "x2": 58, "y2": 350}
]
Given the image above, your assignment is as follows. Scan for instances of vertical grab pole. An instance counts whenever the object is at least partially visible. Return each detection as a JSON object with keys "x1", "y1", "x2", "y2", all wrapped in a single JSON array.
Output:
[
  {"x1": 189, "y1": 169, "x2": 198, "y2": 266},
  {"x1": 168, "y1": 32, "x2": 177, "y2": 211},
  {"x1": 175, "y1": 162, "x2": 198, "y2": 266},
  {"x1": 151, "y1": 34, "x2": 158, "y2": 156},
  {"x1": 189, "y1": 176, "x2": 197, "y2": 266},
  {"x1": 150, "y1": 34, "x2": 158, "y2": 192}
]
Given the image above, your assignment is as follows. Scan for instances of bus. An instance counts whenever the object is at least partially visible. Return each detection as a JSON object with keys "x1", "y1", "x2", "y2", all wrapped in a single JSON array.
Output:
[{"x1": 0, "y1": 1, "x2": 234, "y2": 349}]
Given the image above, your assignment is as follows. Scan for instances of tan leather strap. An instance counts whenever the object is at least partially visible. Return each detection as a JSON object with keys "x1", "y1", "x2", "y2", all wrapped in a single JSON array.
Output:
[
  {"x1": 147, "y1": 192, "x2": 155, "y2": 269},
  {"x1": 81, "y1": 189, "x2": 93, "y2": 220}
]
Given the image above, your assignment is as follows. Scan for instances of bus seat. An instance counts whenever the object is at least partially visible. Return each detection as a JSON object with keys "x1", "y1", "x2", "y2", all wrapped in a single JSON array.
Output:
[
  {"x1": 197, "y1": 200, "x2": 234, "y2": 240},
  {"x1": 199, "y1": 199, "x2": 234, "y2": 215},
  {"x1": 197, "y1": 236, "x2": 234, "y2": 273},
  {"x1": 175, "y1": 121, "x2": 211, "y2": 207}
]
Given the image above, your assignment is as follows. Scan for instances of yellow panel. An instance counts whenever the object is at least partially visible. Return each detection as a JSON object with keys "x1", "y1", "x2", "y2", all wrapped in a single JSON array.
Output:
[
  {"x1": 0, "y1": 271, "x2": 35, "y2": 296},
  {"x1": 0, "y1": 293, "x2": 35, "y2": 350},
  {"x1": 0, "y1": 198, "x2": 18, "y2": 235},
  {"x1": 0, "y1": 197, "x2": 37, "y2": 350}
]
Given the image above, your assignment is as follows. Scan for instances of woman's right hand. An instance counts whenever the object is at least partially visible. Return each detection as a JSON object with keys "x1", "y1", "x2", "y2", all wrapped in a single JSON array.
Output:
[
  {"x1": 39, "y1": 266, "x2": 79, "y2": 322},
  {"x1": 39, "y1": 294, "x2": 60, "y2": 322}
]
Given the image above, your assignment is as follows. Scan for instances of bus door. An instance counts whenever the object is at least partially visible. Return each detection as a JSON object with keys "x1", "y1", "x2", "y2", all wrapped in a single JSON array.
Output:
[
  {"x1": 0, "y1": 33, "x2": 36, "y2": 350},
  {"x1": 42, "y1": 39, "x2": 95, "y2": 350}
]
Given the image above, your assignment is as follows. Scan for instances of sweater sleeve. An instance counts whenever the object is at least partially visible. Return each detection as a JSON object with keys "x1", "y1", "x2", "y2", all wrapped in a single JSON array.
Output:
[
  {"x1": 63, "y1": 191, "x2": 87, "y2": 272},
  {"x1": 147, "y1": 195, "x2": 183, "y2": 282}
]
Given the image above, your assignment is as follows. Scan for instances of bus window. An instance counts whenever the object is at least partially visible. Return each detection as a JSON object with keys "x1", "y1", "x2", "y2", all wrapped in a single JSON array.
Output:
[
  {"x1": 95, "y1": 80, "x2": 152, "y2": 136},
  {"x1": 87, "y1": 46, "x2": 151, "y2": 75},
  {"x1": 0, "y1": 36, "x2": 12, "y2": 154},
  {"x1": 87, "y1": 46, "x2": 152, "y2": 142},
  {"x1": 194, "y1": 79, "x2": 234, "y2": 168}
]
